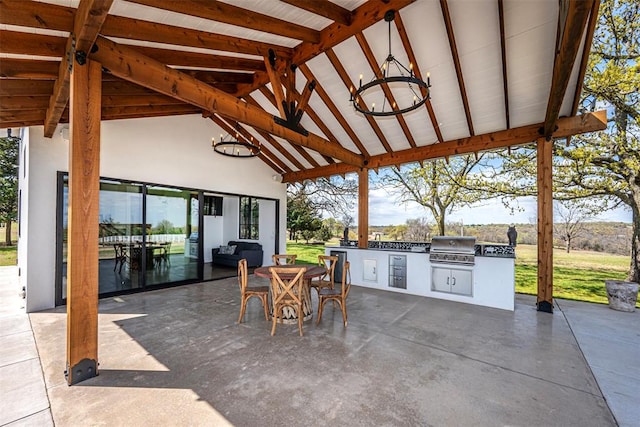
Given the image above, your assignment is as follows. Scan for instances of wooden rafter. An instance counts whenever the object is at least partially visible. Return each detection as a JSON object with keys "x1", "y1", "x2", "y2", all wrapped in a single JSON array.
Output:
[
  {"x1": 280, "y1": 0, "x2": 352, "y2": 26},
  {"x1": 325, "y1": 48, "x2": 393, "y2": 154},
  {"x1": 0, "y1": 0, "x2": 293, "y2": 59},
  {"x1": 298, "y1": 64, "x2": 370, "y2": 157},
  {"x1": 238, "y1": 0, "x2": 416, "y2": 97},
  {"x1": 355, "y1": 32, "x2": 417, "y2": 149},
  {"x1": 44, "y1": 0, "x2": 113, "y2": 138},
  {"x1": 255, "y1": 88, "x2": 323, "y2": 168},
  {"x1": 498, "y1": 0, "x2": 510, "y2": 129},
  {"x1": 282, "y1": 110, "x2": 608, "y2": 182},
  {"x1": 440, "y1": 0, "x2": 474, "y2": 136},
  {"x1": 570, "y1": 0, "x2": 600, "y2": 115},
  {"x1": 543, "y1": 0, "x2": 594, "y2": 138},
  {"x1": 394, "y1": 12, "x2": 443, "y2": 143},
  {"x1": 127, "y1": 0, "x2": 321, "y2": 43},
  {"x1": 89, "y1": 35, "x2": 363, "y2": 166}
]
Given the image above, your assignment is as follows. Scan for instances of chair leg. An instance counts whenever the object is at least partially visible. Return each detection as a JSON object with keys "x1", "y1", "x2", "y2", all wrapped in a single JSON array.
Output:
[
  {"x1": 238, "y1": 296, "x2": 247, "y2": 323},
  {"x1": 339, "y1": 300, "x2": 347, "y2": 327},
  {"x1": 271, "y1": 308, "x2": 278, "y2": 336},
  {"x1": 297, "y1": 305, "x2": 304, "y2": 336},
  {"x1": 261, "y1": 295, "x2": 270, "y2": 321},
  {"x1": 316, "y1": 298, "x2": 325, "y2": 325}
]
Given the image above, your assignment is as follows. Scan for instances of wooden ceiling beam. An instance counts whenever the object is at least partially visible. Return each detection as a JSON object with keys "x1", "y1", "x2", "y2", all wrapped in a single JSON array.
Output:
[
  {"x1": 543, "y1": 0, "x2": 594, "y2": 138},
  {"x1": 394, "y1": 12, "x2": 443, "y2": 143},
  {"x1": 128, "y1": 0, "x2": 321, "y2": 43},
  {"x1": 1, "y1": 96, "x2": 50, "y2": 110},
  {"x1": 282, "y1": 111, "x2": 608, "y2": 182},
  {"x1": 101, "y1": 94, "x2": 187, "y2": 108},
  {"x1": 0, "y1": 59, "x2": 61, "y2": 79},
  {"x1": 238, "y1": 0, "x2": 416, "y2": 97},
  {"x1": 0, "y1": 80, "x2": 55, "y2": 96},
  {"x1": 0, "y1": 0, "x2": 293, "y2": 59},
  {"x1": 355, "y1": 32, "x2": 417, "y2": 149},
  {"x1": 254, "y1": 88, "x2": 322, "y2": 168},
  {"x1": 440, "y1": 0, "x2": 474, "y2": 136},
  {"x1": 326, "y1": 48, "x2": 393, "y2": 153},
  {"x1": 264, "y1": 56, "x2": 287, "y2": 119},
  {"x1": 101, "y1": 104, "x2": 200, "y2": 119},
  {"x1": 298, "y1": 64, "x2": 370, "y2": 157},
  {"x1": 0, "y1": 30, "x2": 66, "y2": 57},
  {"x1": 89, "y1": 35, "x2": 363, "y2": 166},
  {"x1": 279, "y1": 0, "x2": 352, "y2": 26},
  {"x1": 237, "y1": 96, "x2": 307, "y2": 171},
  {"x1": 44, "y1": 0, "x2": 113, "y2": 138},
  {"x1": 497, "y1": 0, "x2": 510, "y2": 129},
  {"x1": 570, "y1": 0, "x2": 600, "y2": 116}
]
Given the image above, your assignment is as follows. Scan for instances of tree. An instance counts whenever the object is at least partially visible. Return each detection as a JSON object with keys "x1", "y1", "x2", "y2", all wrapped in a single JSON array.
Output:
[
  {"x1": 287, "y1": 193, "x2": 322, "y2": 242},
  {"x1": 405, "y1": 218, "x2": 432, "y2": 241},
  {"x1": 380, "y1": 155, "x2": 487, "y2": 236},
  {"x1": 462, "y1": 0, "x2": 640, "y2": 281},
  {"x1": 0, "y1": 133, "x2": 19, "y2": 246},
  {"x1": 553, "y1": 200, "x2": 598, "y2": 253},
  {"x1": 286, "y1": 176, "x2": 357, "y2": 220}
]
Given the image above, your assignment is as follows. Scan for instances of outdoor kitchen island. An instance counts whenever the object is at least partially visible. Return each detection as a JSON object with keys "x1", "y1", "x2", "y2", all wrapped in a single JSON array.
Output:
[{"x1": 327, "y1": 237, "x2": 515, "y2": 311}]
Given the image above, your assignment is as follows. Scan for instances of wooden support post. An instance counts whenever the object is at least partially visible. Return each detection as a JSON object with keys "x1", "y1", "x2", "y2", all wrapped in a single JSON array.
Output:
[
  {"x1": 66, "y1": 58, "x2": 101, "y2": 385},
  {"x1": 537, "y1": 137, "x2": 553, "y2": 312},
  {"x1": 358, "y1": 168, "x2": 369, "y2": 249}
]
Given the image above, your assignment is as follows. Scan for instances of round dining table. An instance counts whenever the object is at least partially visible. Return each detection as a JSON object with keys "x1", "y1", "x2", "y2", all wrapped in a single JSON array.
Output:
[{"x1": 254, "y1": 264, "x2": 326, "y2": 322}]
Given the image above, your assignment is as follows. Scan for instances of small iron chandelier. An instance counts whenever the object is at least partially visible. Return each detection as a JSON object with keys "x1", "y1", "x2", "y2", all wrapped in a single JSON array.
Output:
[
  {"x1": 350, "y1": 10, "x2": 430, "y2": 117},
  {"x1": 212, "y1": 131, "x2": 260, "y2": 158}
]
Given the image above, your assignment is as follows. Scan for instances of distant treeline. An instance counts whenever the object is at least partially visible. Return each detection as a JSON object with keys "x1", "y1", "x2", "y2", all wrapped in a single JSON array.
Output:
[{"x1": 368, "y1": 222, "x2": 633, "y2": 256}]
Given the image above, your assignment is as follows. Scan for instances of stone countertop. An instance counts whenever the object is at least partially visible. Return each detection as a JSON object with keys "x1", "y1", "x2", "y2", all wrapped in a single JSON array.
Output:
[{"x1": 335, "y1": 240, "x2": 516, "y2": 258}]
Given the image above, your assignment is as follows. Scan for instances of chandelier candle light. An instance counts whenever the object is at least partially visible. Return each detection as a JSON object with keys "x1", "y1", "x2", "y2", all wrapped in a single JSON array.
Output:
[
  {"x1": 212, "y1": 131, "x2": 261, "y2": 158},
  {"x1": 350, "y1": 10, "x2": 430, "y2": 117}
]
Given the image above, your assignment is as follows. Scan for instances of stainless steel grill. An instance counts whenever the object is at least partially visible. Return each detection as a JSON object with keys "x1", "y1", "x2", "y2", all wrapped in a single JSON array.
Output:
[{"x1": 429, "y1": 236, "x2": 476, "y2": 265}]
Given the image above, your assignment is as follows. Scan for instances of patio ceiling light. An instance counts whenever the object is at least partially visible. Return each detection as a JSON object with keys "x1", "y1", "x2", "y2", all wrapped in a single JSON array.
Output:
[{"x1": 212, "y1": 131, "x2": 261, "y2": 158}]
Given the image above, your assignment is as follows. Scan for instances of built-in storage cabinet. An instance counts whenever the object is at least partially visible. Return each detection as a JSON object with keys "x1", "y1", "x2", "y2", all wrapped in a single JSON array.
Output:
[
  {"x1": 389, "y1": 255, "x2": 407, "y2": 289},
  {"x1": 363, "y1": 259, "x2": 377, "y2": 281},
  {"x1": 431, "y1": 266, "x2": 473, "y2": 296}
]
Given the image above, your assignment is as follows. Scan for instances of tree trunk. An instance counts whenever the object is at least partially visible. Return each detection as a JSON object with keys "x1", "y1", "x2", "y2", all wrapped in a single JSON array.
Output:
[
  {"x1": 566, "y1": 236, "x2": 571, "y2": 253},
  {"x1": 5, "y1": 222, "x2": 11, "y2": 246},
  {"x1": 629, "y1": 201, "x2": 640, "y2": 283},
  {"x1": 436, "y1": 215, "x2": 445, "y2": 236}
]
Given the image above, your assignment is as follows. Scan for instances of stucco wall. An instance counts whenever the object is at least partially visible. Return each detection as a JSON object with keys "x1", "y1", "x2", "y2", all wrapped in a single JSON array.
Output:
[{"x1": 18, "y1": 114, "x2": 287, "y2": 312}]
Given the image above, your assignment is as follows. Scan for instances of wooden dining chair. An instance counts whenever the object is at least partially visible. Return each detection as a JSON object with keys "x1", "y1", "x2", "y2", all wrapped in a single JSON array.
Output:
[
  {"x1": 272, "y1": 254, "x2": 297, "y2": 265},
  {"x1": 269, "y1": 266, "x2": 307, "y2": 336},
  {"x1": 113, "y1": 243, "x2": 127, "y2": 273},
  {"x1": 317, "y1": 261, "x2": 351, "y2": 327},
  {"x1": 237, "y1": 258, "x2": 270, "y2": 323},
  {"x1": 309, "y1": 255, "x2": 338, "y2": 297}
]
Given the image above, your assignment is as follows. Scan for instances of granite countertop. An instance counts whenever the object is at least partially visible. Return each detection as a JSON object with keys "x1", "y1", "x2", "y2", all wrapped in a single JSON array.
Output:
[{"x1": 336, "y1": 240, "x2": 516, "y2": 258}]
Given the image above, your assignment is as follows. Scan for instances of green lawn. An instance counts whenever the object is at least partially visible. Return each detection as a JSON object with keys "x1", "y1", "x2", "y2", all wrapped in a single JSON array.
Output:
[{"x1": 0, "y1": 246, "x2": 17, "y2": 266}]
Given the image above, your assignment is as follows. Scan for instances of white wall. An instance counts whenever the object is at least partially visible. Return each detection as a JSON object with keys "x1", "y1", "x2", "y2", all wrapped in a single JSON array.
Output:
[{"x1": 19, "y1": 114, "x2": 287, "y2": 312}]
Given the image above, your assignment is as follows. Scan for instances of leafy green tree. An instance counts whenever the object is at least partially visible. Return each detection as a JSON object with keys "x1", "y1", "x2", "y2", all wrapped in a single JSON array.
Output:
[
  {"x1": 464, "y1": 0, "x2": 640, "y2": 281},
  {"x1": 0, "y1": 133, "x2": 19, "y2": 246},
  {"x1": 287, "y1": 193, "x2": 320, "y2": 242},
  {"x1": 287, "y1": 176, "x2": 357, "y2": 220},
  {"x1": 380, "y1": 155, "x2": 486, "y2": 236},
  {"x1": 314, "y1": 224, "x2": 333, "y2": 242}
]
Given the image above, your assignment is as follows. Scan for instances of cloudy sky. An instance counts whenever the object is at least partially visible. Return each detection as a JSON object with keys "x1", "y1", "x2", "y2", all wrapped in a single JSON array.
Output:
[{"x1": 364, "y1": 188, "x2": 632, "y2": 226}]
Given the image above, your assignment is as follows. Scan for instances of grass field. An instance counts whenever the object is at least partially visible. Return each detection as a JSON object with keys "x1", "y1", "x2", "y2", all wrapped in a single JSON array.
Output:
[
  {"x1": 0, "y1": 239, "x2": 634, "y2": 307},
  {"x1": 287, "y1": 242, "x2": 636, "y2": 307}
]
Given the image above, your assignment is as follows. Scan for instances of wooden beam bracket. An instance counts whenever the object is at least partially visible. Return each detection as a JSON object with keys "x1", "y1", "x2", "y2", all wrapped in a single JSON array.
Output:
[
  {"x1": 65, "y1": 358, "x2": 98, "y2": 385},
  {"x1": 273, "y1": 115, "x2": 308, "y2": 137}
]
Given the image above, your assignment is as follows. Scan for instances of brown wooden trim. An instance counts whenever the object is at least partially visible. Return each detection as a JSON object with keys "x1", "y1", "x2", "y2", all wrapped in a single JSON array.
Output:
[
  {"x1": 0, "y1": 58, "x2": 60, "y2": 79},
  {"x1": 536, "y1": 137, "x2": 553, "y2": 311},
  {"x1": 440, "y1": 0, "x2": 474, "y2": 136},
  {"x1": 498, "y1": 0, "x2": 510, "y2": 129},
  {"x1": 0, "y1": 30, "x2": 65, "y2": 57},
  {"x1": 90, "y1": 35, "x2": 364, "y2": 167},
  {"x1": 570, "y1": 0, "x2": 600, "y2": 116},
  {"x1": 355, "y1": 32, "x2": 416, "y2": 149},
  {"x1": 282, "y1": 110, "x2": 607, "y2": 182},
  {"x1": 542, "y1": 0, "x2": 594, "y2": 137},
  {"x1": 358, "y1": 168, "x2": 369, "y2": 249},
  {"x1": 0, "y1": 80, "x2": 54, "y2": 96},
  {"x1": 0, "y1": 96, "x2": 50, "y2": 110},
  {"x1": 280, "y1": 0, "x2": 352, "y2": 26},
  {"x1": 44, "y1": 0, "x2": 113, "y2": 138},
  {"x1": 0, "y1": 0, "x2": 74, "y2": 31},
  {"x1": 298, "y1": 64, "x2": 370, "y2": 157},
  {"x1": 66, "y1": 59, "x2": 102, "y2": 385},
  {"x1": 240, "y1": 0, "x2": 416, "y2": 96},
  {"x1": 325, "y1": 48, "x2": 393, "y2": 153},
  {"x1": 394, "y1": 12, "x2": 443, "y2": 143},
  {"x1": 128, "y1": 0, "x2": 321, "y2": 43},
  {"x1": 264, "y1": 57, "x2": 287, "y2": 119},
  {"x1": 134, "y1": 46, "x2": 265, "y2": 71},
  {"x1": 254, "y1": 88, "x2": 322, "y2": 168}
]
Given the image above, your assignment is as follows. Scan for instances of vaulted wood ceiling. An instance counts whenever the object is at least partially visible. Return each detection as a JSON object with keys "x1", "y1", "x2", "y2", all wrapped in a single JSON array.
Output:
[{"x1": 0, "y1": 0, "x2": 605, "y2": 182}]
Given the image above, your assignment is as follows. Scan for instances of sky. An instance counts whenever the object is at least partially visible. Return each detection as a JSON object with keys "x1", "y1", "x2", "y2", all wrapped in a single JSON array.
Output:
[{"x1": 365, "y1": 187, "x2": 632, "y2": 226}]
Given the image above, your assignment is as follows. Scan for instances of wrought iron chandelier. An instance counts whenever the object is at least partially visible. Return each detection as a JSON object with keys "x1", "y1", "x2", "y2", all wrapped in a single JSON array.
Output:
[
  {"x1": 350, "y1": 10, "x2": 430, "y2": 117},
  {"x1": 212, "y1": 131, "x2": 261, "y2": 158}
]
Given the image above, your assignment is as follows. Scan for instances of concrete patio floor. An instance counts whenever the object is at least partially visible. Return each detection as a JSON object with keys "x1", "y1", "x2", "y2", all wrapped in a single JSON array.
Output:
[{"x1": 1, "y1": 265, "x2": 638, "y2": 426}]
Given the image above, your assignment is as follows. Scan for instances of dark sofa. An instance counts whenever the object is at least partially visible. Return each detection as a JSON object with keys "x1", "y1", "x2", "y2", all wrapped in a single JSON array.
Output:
[{"x1": 211, "y1": 241, "x2": 263, "y2": 268}]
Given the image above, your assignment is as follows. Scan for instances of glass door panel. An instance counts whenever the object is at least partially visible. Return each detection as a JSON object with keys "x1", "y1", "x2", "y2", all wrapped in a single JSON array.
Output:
[{"x1": 145, "y1": 186, "x2": 199, "y2": 287}]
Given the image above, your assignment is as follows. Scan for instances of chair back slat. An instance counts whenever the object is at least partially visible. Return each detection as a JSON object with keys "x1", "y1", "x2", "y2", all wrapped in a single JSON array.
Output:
[
  {"x1": 238, "y1": 258, "x2": 248, "y2": 292},
  {"x1": 269, "y1": 267, "x2": 306, "y2": 306},
  {"x1": 272, "y1": 254, "x2": 297, "y2": 265}
]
